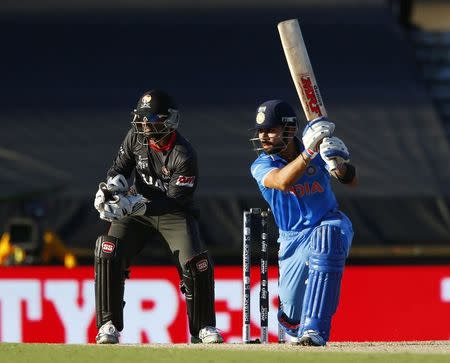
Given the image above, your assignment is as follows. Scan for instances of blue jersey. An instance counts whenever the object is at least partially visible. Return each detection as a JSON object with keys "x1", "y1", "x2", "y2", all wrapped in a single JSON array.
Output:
[{"x1": 250, "y1": 147, "x2": 338, "y2": 232}]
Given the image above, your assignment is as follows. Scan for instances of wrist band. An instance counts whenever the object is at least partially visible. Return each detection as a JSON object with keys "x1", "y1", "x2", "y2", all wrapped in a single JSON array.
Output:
[
  {"x1": 301, "y1": 151, "x2": 311, "y2": 163},
  {"x1": 337, "y1": 163, "x2": 356, "y2": 184}
]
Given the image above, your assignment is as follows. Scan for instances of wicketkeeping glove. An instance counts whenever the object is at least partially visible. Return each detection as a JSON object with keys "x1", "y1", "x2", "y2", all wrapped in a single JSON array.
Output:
[
  {"x1": 94, "y1": 183, "x2": 115, "y2": 213},
  {"x1": 100, "y1": 194, "x2": 148, "y2": 222},
  {"x1": 106, "y1": 174, "x2": 128, "y2": 193},
  {"x1": 319, "y1": 136, "x2": 350, "y2": 170},
  {"x1": 94, "y1": 174, "x2": 128, "y2": 213},
  {"x1": 301, "y1": 116, "x2": 335, "y2": 159}
]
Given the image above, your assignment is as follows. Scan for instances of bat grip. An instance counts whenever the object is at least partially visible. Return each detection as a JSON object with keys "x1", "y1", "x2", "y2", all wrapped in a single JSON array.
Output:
[{"x1": 329, "y1": 159, "x2": 338, "y2": 172}]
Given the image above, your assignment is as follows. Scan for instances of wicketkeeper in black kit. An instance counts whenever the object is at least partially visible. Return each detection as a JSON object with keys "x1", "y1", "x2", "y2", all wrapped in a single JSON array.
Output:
[{"x1": 93, "y1": 90, "x2": 223, "y2": 344}]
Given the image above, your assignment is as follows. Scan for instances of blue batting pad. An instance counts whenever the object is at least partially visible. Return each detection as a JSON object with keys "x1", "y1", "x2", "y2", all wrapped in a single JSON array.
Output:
[{"x1": 300, "y1": 224, "x2": 347, "y2": 342}]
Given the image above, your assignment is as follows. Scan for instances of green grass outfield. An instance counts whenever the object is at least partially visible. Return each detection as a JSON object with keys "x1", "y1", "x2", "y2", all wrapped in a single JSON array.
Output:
[{"x1": 1, "y1": 342, "x2": 450, "y2": 363}]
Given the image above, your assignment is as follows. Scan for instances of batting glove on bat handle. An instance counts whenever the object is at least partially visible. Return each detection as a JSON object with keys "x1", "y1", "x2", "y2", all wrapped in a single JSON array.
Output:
[
  {"x1": 328, "y1": 159, "x2": 338, "y2": 171},
  {"x1": 302, "y1": 117, "x2": 335, "y2": 159},
  {"x1": 320, "y1": 136, "x2": 350, "y2": 172}
]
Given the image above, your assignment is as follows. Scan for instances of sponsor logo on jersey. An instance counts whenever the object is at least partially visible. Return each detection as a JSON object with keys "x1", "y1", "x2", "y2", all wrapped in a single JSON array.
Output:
[
  {"x1": 288, "y1": 181, "x2": 324, "y2": 199},
  {"x1": 196, "y1": 259, "x2": 208, "y2": 272},
  {"x1": 102, "y1": 241, "x2": 115, "y2": 253},
  {"x1": 176, "y1": 176, "x2": 195, "y2": 187},
  {"x1": 300, "y1": 75, "x2": 323, "y2": 117},
  {"x1": 140, "y1": 174, "x2": 167, "y2": 191},
  {"x1": 137, "y1": 155, "x2": 148, "y2": 170}
]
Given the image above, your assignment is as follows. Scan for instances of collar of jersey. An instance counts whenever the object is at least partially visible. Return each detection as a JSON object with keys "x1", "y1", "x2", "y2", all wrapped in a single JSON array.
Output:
[
  {"x1": 263, "y1": 153, "x2": 285, "y2": 163},
  {"x1": 149, "y1": 132, "x2": 177, "y2": 152}
]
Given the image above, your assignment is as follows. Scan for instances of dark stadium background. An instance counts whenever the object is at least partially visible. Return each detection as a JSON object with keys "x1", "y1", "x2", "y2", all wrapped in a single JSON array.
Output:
[{"x1": 0, "y1": 0, "x2": 449, "y2": 266}]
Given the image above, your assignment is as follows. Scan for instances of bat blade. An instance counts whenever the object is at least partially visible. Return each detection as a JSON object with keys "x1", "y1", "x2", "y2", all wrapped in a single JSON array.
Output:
[
  {"x1": 277, "y1": 19, "x2": 327, "y2": 122},
  {"x1": 278, "y1": 19, "x2": 338, "y2": 171}
]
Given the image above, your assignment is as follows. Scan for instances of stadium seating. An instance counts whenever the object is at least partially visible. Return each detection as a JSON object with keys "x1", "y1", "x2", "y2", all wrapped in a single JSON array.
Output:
[{"x1": 0, "y1": 2, "x2": 448, "y2": 263}]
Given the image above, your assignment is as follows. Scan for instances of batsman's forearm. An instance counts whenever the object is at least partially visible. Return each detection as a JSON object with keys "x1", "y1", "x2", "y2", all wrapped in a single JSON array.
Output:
[{"x1": 273, "y1": 152, "x2": 310, "y2": 189}]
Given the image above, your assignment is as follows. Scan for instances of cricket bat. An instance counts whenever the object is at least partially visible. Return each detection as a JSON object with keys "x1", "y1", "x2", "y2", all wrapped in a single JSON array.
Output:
[
  {"x1": 277, "y1": 19, "x2": 327, "y2": 120},
  {"x1": 278, "y1": 19, "x2": 336, "y2": 169}
]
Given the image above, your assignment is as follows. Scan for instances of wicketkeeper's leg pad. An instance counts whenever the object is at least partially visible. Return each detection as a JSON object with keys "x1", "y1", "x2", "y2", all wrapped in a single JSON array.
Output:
[
  {"x1": 181, "y1": 251, "x2": 216, "y2": 337},
  {"x1": 300, "y1": 224, "x2": 347, "y2": 341},
  {"x1": 95, "y1": 235, "x2": 128, "y2": 331}
]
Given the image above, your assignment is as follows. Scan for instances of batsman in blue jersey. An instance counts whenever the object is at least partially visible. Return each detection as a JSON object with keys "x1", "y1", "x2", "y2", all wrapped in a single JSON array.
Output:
[{"x1": 250, "y1": 100, "x2": 357, "y2": 346}]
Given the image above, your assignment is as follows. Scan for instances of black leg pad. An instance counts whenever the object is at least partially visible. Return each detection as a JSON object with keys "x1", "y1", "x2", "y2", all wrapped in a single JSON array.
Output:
[
  {"x1": 94, "y1": 235, "x2": 127, "y2": 331},
  {"x1": 182, "y1": 251, "x2": 216, "y2": 337}
]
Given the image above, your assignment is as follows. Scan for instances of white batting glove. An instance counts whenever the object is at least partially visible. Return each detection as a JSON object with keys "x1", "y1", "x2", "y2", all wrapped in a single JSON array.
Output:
[
  {"x1": 302, "y1": 117, "x2": 335, "y2": 159},
  {"x1": 100, "y1": 194, "x2": 147, "y2": 222},
  {"x1": 319, "y1": 136, "x2": 350, "y2": 170}
]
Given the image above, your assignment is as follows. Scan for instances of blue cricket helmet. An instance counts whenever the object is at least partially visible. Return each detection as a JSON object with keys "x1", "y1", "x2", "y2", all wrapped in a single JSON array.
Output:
[
  {"x1": 254, "y1": 100, "x2": 297, "y2": 129},
  {"x1": 250, "y1": 100, "x2": 298, "y2": 155}
]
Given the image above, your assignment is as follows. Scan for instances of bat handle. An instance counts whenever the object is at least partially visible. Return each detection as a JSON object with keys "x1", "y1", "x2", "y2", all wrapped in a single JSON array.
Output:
[{"x1": 329, "y1": 159, "x2": 338, "y2": 172}]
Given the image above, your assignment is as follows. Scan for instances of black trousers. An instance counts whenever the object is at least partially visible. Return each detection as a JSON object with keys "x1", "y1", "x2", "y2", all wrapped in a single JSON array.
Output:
[
  {"x1": 108, "y1": 212, "x2": 205, "y2": 273},
  {"x1": 96, "y1": 212, "x2": 216, "y2": 336}
]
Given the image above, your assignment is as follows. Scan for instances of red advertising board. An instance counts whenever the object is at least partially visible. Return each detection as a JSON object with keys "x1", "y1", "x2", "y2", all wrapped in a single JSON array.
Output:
[{"x1": 0, "y1": 266, "x2": 449, "y2": 343}]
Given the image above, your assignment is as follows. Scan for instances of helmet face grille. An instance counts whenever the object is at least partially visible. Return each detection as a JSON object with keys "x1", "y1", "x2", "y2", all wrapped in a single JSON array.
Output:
[
  {"x1": 250, "y1": 123, "x2": 297, "y2": 155},
  {"x1": 131, "y1": 90, "x2": 180, "y2": 145}
]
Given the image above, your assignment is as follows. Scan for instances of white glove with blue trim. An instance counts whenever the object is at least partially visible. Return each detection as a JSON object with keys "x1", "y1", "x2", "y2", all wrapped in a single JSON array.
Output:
[
  {"x1": 319, "y1": 136, "x2": 350, "y2": 170},
  {"x1": 302, "y1": 117, "x2": 335, "y2": 159}
]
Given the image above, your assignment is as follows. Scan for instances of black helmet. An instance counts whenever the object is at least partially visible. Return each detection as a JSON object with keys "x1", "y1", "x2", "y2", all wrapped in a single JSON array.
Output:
[{"x1": 131, "y1": 89, "x2": 180, "y2": 143}]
